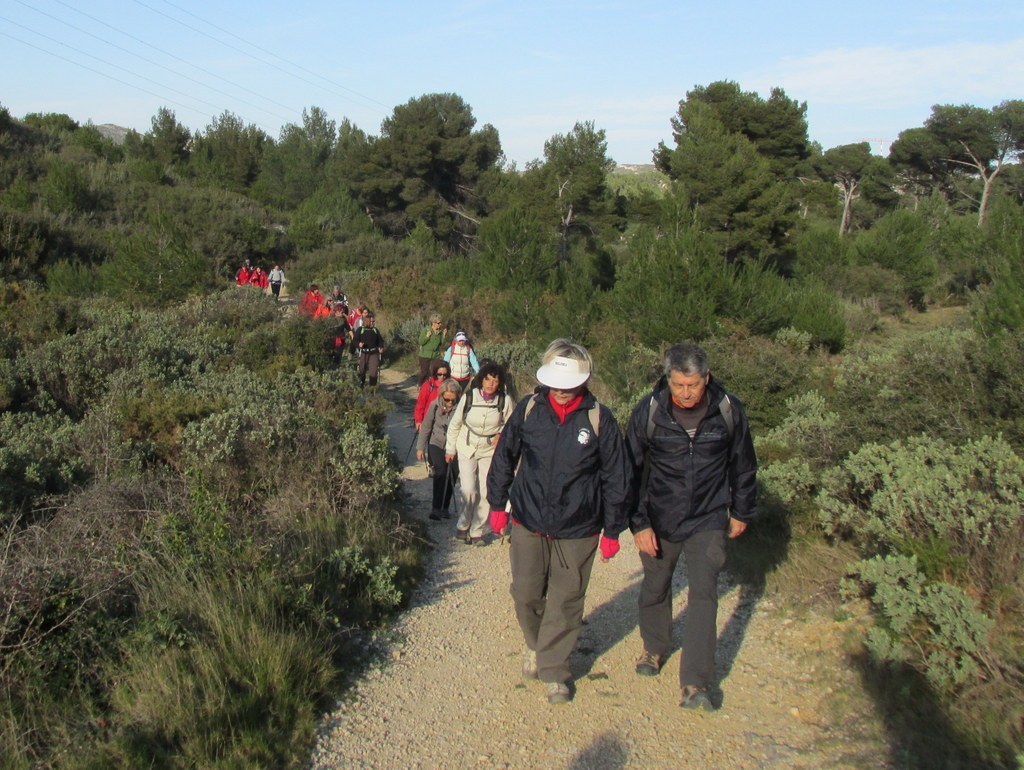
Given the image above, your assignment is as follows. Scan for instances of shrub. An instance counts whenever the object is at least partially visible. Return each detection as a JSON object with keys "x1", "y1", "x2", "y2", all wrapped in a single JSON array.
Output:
[
  {"x1": 818, "y1": 434, "x2": 1024, "y2": 597},
  {"x1": 851, "y1": 209, "x2": 936, "y2": 309},
  {"x1": 842, "y1": 554, "x2": 995, "y2": 694},
  {"x1": 756, "y1": 391, "x2": 841, "y2": 506},
  {"x1": 827, "y1": 327, "x2": 984, "y2": 454}
]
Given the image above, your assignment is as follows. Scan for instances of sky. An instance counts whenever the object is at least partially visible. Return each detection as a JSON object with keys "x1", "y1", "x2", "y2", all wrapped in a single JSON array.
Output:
[{"x1": 2, "y1": 0, "x2": 1023, "y2": 167}]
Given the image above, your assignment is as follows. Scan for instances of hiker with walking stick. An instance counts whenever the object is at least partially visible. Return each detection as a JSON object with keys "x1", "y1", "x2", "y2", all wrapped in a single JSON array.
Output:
[{"x1": 417, "y1": 378, "x2": 462, "y2": 521}]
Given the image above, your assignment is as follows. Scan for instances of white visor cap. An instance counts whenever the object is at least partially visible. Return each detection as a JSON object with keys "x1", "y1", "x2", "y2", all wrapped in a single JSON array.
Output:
[{"x1": 536, "y1": 356, "x2": 591, "y2": 390}]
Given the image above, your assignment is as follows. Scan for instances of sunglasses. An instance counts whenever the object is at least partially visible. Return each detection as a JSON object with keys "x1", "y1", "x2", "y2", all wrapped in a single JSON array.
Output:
[
  {"x1": 436, "y1": 371, "x2": 449, "y2": 377},
  {"x1": 442, "y1": 397, "x2": 457, "y2": 404}
]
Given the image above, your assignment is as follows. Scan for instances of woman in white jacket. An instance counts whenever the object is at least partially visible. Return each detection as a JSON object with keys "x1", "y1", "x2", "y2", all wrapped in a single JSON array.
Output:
[{"x1": 445, "y1": 361, "x2": 514, "y2": 545}]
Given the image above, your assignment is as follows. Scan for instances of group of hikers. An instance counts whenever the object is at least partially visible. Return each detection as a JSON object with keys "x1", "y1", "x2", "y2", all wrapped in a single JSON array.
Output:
[
  {"x1": 234, "y1": 259, "x2": 285, "y2": 299},
  {"x1": 409, "y1": 316, "x2": 759, "y2": 711},
  {"x1": 227, "y1": 270, "x2": 760, "y2": 711}
]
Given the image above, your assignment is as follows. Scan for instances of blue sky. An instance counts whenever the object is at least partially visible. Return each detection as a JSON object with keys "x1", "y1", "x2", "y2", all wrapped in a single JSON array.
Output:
[{"x1": 2, "y1": 0, "x2": 1023, "y2": 166}]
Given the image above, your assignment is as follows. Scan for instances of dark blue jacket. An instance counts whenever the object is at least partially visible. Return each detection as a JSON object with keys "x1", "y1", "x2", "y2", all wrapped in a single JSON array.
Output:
[
  {"x1": 487, "y1": 388, "x2": 630, "y2": 539},
  {"x1": 625, "y1": 376, "x2": 758, "y2": 541}
]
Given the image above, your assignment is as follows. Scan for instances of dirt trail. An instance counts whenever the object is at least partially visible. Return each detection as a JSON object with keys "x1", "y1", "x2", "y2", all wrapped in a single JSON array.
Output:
[{"x1": 309, "y1": 367, "x2": 893, "y2": 769}]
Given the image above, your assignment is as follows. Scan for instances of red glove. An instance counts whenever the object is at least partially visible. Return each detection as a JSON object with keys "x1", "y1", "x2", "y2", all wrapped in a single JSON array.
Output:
[
  {"x1": 599, "y1": 535, "x2": 620, "y2": 560},
  {"x1": 489, "y1": 509, "x2": 509, "y2": 535}
]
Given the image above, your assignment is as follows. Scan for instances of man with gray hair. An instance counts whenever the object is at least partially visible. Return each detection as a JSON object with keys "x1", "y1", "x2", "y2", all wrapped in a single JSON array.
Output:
[{"x1": 624, "y1": 342, "x2": 758, "y2": 711}]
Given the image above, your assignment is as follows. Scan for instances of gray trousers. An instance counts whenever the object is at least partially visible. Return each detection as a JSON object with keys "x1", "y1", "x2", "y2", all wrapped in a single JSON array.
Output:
[
  {"x1": 509, "y1": 526, "x2": 598, "y2": 684},
  {"x1": 637, "y1": 528, "x2": 726, "y2": 690}
]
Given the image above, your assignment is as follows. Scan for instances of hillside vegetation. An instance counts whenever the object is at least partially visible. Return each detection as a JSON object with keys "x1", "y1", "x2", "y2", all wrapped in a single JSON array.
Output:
[{"x1": 1, "y1": 83, "x2": 1022, "y2": 767}]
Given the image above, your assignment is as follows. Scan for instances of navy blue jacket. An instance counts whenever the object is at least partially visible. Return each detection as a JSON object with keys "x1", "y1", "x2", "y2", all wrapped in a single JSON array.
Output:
[
  {"x1": 487, "y1": 388, "x2": 630, "y2": 539},
  {"x1": 625, "y1": 376, "x2": 758, "y2": 542}
]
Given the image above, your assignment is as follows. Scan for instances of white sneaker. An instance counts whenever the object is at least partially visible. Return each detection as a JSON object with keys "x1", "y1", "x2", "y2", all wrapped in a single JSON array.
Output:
[
  {"x1": 522, "y1": 649, "x2": 538, "y2": 680},
  {"x1": 545, "y1": 681, "x2": 571, "y2": 705}
]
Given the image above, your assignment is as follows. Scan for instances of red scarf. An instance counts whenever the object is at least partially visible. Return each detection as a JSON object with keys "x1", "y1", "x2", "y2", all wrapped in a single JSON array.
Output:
[{"x1": 547, "y1": 392, "x2": 584, "y2": 423}]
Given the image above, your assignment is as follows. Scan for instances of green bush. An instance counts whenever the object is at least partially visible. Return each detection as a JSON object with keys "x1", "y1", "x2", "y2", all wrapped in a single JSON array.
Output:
[
  {"x1": 827, "y1": 327, "x2": 984, "y2": 453},
  {"x1": 851, "y1": 209, "x2": 936, "y2": 309},
  {"x1": 843, "y1": 554, "x2": 994, "y2": 694},
  {"x1": 818, "y1": 434, "x2": 1024, "y2": 594}
]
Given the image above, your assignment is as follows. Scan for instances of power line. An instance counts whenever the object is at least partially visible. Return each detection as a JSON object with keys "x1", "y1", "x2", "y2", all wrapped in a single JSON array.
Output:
[
  {"x1": 2, "y1": 14, "x2": 234, "y2": 119},
  {"x1": 41, "y1": 0, "x2": 300, "y2": 127},
  {"x1": 152, "y1": 0, "x2": 392, "y2": 112},
  {"x1": 133, "y1": 0, "x2": 391, "y2": 115},
  {"x1": 14, "y1": 0, "x2": 294, "y2": 125},
  {"x1": 1, "y1": 29, "x2": 210, "y2": 123}
]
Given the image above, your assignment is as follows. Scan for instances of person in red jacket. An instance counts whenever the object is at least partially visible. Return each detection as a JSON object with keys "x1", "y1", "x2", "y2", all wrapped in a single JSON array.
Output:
[
  {"x1": 235, "y1": 259, "x2": 252, "y2": 286},
  {"x1": 249, "y1": 266, "x2": 268, "y2": 291},
  {"x1": 414, "y1": 359, "x2": 451, "y2": 431},
  {"x1": 298, "y1": 284, "x2": 324, "y2": 316}
]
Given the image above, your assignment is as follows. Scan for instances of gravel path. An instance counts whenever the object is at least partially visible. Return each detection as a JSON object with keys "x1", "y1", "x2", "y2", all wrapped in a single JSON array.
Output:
[{"x1": 309, "y1": 368, "x2": 894, "y2": 769}]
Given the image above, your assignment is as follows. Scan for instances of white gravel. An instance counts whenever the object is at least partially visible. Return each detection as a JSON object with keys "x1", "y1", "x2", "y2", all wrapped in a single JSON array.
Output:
[{"x1": 309, "y1": 369, "x2": 893, "y2": 769}]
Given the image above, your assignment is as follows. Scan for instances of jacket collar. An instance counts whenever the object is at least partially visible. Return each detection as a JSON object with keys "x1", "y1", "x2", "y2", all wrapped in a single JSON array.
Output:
[{"x1": 533, "y1": 386, "x2": 597, "y2": 411}]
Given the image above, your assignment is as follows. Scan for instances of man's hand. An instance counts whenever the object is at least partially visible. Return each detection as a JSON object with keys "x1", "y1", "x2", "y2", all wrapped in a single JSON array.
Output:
[
  {"x1": 633, "y1": 527, "x2": 659, "y2": 557},
  {"x1": 445, "y1": 452, "x2": 455, "y2": 464},
  {"x1": 415, "y1": 449, "x2": 424, "y2": 462},
  {"x1": 727, "y1": 517, "x2": 748, "y2": 539}
]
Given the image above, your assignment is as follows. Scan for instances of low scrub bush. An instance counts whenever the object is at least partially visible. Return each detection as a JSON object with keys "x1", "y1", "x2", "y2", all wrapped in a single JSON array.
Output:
[
  {"x1": 820, "y1": 434, "x2": 1024, "y2": 758},
  {"x1": 843, "y1": 554, "x2": 994, "y2": 693},
  {"x1": 818, "y1": 434, "x2": 1024, "y2": 594}
]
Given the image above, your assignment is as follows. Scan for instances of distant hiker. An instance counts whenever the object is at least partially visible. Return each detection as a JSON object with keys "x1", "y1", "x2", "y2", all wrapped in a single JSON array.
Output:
[
  {"x1": 330, "y1": 285, "x2": 349, "y2": 313},
  {"x1": 414, "y1": 359, "x2": 451, "y2": 432},
  {"x1": 327, "y1": 303, "x2": 352, "y2": 367},
  {"x1": 268, "y1": 264, "x2": 285, "y2": 299},
  {"x1": 444, "y1": 331, "x2": 480, "y2": 389},
  {"x1": 249, "y1": 265, "x2": 268, "y2": 291},
  {"x1": 417, "y1": 313, "x2": 448, "y2": 384},
  {"x1": 624, "y1": 342, "x2": 758, "y2": 712},
  {"x1": 313, "y1": 295, "x2": 332, "y2": 319},
  {"x1": 417, "y1": 378, "x2": 463, "y2": 521},
  {"x1": 486, "y1": 339, "x2": 629, "y2": 705},
  {"x1": 298, "y1": 284, "x2": 324, "y2": 316},
  {"x1": 445, "y1": 360, "x2": 513, "y2": 545},
  {"x1": 235, "y1": 259, "x2": 252, "y2": 286},
  {"x1": 353, "y1": 311, "x2": 385, "y2": 388}
]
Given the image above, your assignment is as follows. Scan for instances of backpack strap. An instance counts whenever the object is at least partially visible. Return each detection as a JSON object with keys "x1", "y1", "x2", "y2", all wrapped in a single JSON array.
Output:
[
  {"x1": 719, "y1": 394, "x2": 734, "y2": 438},
  {"x1": 646, "y1": 393, "x2": 733, "y2": 440}
]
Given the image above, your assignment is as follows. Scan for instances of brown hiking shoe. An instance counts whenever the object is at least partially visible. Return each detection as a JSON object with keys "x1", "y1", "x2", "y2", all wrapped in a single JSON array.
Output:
[
  {"x1": 635, "y1": 650, "x2": 663, "y2": 676},
  {"x1": 680, "y1": 685, "x2": 715, "y2": 712}
]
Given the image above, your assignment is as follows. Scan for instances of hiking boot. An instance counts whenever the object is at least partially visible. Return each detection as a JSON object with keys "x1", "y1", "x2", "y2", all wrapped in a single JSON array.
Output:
[
  {"x1": 680, "y1": 686, "x2": 715, "y2": 712},
  {"x1": 545, "y1": 681, "x2": 571, "y2": 705},
  {"x1": 522, "y1": 649, "x2": 538, "y2": 680},
  {"x1": 469, "y1": 536, "x2": 487, "y2": 547},
  {"x1": 634, "y1": 650, "x2": 663, "y2": 677},
  {"x1": 428, "y1": 510, "x2": 443, "y2": 521},
  {"x1": 455, "y1": 528, "x2": 469, "y2": 542}
]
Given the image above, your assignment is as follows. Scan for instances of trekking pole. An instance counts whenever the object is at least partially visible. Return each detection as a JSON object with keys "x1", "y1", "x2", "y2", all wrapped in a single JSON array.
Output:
[
  {"x1": 445, "y1": 459, "x2": 459, "y2": 519},
  {"x1": 403, "y1": 430, "x2": 418, "y2": 465}
]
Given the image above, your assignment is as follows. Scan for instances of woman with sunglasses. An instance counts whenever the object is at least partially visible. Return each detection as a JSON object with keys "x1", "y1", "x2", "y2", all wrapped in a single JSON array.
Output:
[
  {"x1": 416, "y1": 378, "x2": 463, "y2": 521},
  {"x1": 414, "y1": 359, "x2": 451, "y2": 431}
]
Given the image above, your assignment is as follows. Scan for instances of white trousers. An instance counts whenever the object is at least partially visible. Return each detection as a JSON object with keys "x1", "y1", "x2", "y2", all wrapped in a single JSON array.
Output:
[{"x1": 455, "y1": 450, "x2": 494, "y2": 538}]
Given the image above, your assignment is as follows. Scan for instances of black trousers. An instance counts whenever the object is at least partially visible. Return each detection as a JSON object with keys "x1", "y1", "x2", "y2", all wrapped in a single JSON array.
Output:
[
  {"x1": 637, "y1": 529, "x2": 726, "y2": 690},
  {"x1": 427, "y1": 444, "x2": 458, "y2": 514}
]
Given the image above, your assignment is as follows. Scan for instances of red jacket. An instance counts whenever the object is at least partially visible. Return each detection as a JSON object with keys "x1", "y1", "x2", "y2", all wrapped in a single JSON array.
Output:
[
  {"x1": 299, "y1": 290, "x2": 324, "y2": 316},
  {"x1": 414, "y1": 377, "x2": 442, "y2": 426},
  {"x1": 235, "y1": 267, "x2": 251, "y2": 285}
]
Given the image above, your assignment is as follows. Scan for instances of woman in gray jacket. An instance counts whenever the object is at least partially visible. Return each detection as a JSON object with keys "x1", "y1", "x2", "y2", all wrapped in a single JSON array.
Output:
[{"x1": 416, "y1": 378, "x2": 462, "y2": 521}]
